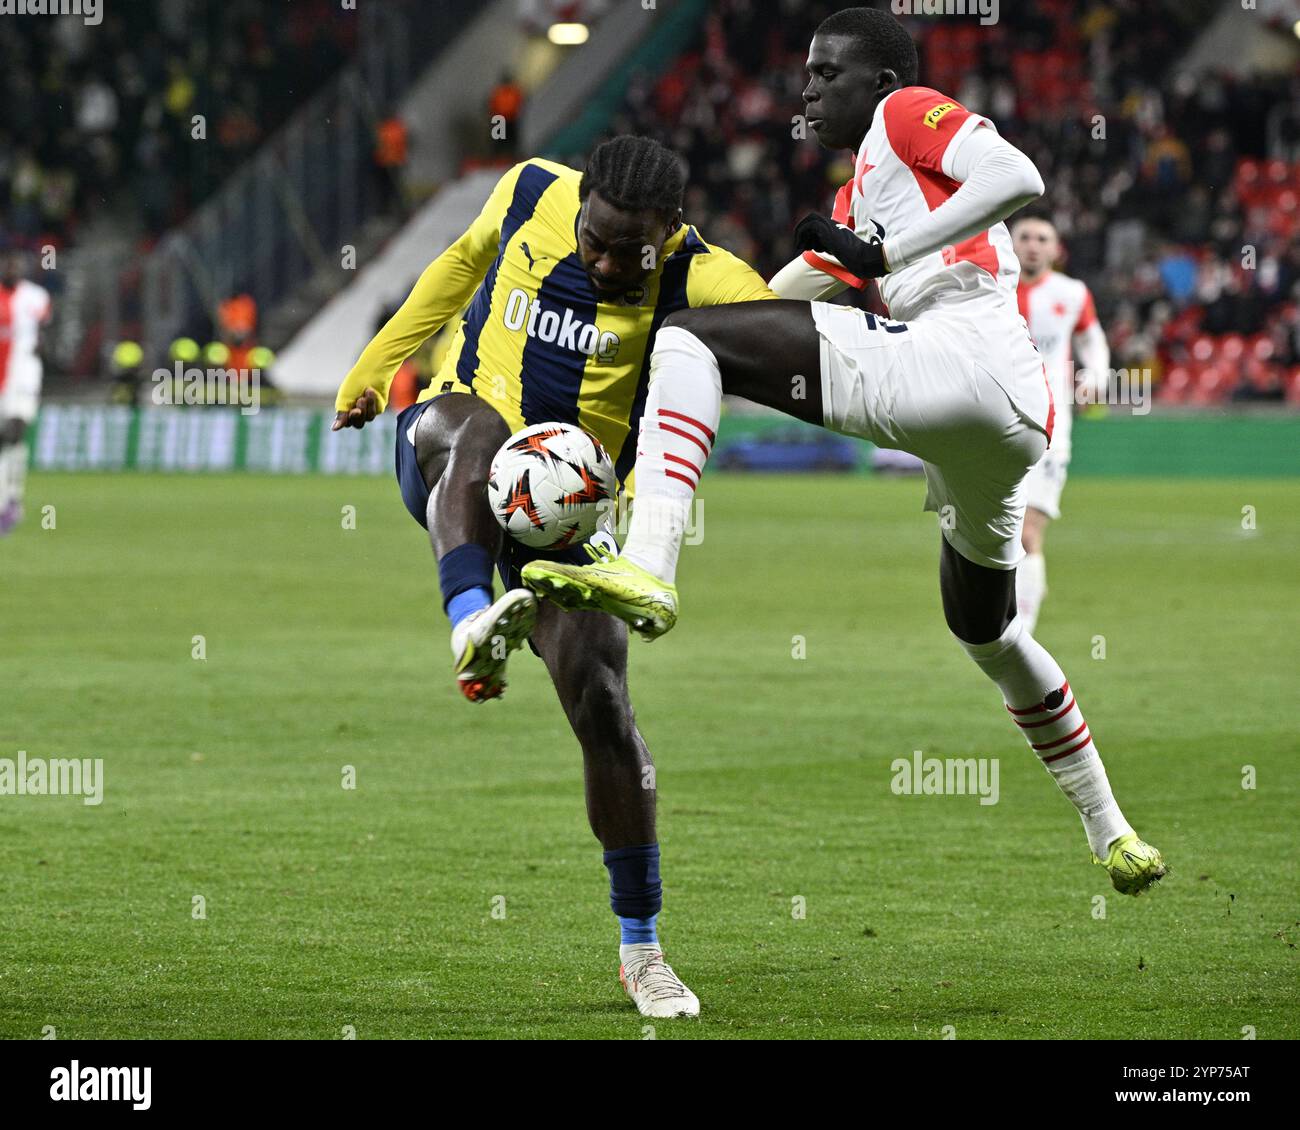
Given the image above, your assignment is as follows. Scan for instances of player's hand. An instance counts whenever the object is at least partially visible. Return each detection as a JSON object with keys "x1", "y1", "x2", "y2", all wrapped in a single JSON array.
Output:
[
  {"x1": 332, "y1": 387, "x2": 381, "y2": 431},
  {"x1": 793, "y1": 212, "x2": 888, "y2": 280}
]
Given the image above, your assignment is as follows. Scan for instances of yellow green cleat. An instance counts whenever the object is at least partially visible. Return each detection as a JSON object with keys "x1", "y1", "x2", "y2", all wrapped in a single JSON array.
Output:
[
  {"x1": 521, "y1": 554, "x2": 678, "y2": 640},
  {"x1": 1094, "y1": 832, "x2": 1168, "y2": 896}
]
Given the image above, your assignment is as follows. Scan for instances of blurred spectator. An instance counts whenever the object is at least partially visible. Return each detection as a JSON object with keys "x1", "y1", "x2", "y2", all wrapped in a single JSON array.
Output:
[
  {"x1": 488, "y1": 73, "x2": 526, "y2": 157},
  {"x1": 373, "y1": 110, "x2": 411, "y2": 217}
]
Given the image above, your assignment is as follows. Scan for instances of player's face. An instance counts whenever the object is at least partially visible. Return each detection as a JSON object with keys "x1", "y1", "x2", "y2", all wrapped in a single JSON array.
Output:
[
  {"x1": 803, "y1": 33, "x2": 893, "y2": 152},
  {"x1": 578, "y1": 192, "x2": 680, "y2": 299},
  {"x1": 1013, "y1": 220, "x2": 1059, "y2": 278}
]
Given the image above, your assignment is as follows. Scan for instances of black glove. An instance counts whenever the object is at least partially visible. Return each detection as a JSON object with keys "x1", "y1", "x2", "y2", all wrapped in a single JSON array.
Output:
[{"x1": 793, "y1": 212, "x2": 888, "y2": 281}]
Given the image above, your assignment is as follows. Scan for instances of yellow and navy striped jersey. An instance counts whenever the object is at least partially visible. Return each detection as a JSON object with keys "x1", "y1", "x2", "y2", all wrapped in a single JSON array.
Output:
[{"x1": 336, "y1": 157, "x2": 776, "y2": 484}]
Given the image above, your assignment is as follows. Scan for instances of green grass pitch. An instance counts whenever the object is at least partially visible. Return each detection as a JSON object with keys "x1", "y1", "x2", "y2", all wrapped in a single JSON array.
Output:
[{"x1": 1, "y1": 471, "x2": 1296, "y2": 1039}]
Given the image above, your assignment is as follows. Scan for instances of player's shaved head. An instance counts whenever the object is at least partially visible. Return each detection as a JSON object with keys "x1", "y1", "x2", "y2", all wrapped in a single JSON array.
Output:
[
  {"x1": 816, "y1": 7, "x2": 918, "y2": 87},
  {"x1": 804, "y1": 9, "x2": 917, "y2": 152}
]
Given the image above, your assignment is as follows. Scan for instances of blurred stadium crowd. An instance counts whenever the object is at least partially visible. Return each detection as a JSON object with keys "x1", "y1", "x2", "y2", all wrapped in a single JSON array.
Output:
[
  {"x1": 583, "y1": 0, "x2": 1300, "y2": 402},
  {"x1": 0, "y1": 0, "x2": 354, "y2": 241},
  {"x1": 2, "y1": 0, "x2": 1297, "y2": 403}
]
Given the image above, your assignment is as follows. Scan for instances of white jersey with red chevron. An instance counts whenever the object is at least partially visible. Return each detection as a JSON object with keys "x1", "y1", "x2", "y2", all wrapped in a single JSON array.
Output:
[
  {"x1": 803, "y1": 86, "x2": 1021, "y2": 322},
  {"x1": 1017, "y1": 270, "x2": 1097, "y2": 453},
  {"x1": 0, "y1": 278, "x2": 52, "y2": 404}
]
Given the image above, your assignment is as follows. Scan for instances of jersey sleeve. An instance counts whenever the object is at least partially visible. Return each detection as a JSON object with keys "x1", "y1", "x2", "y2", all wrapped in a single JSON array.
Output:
[
  {"x1": 685, "y1": 241, "x2": 779, "y2": 307},
  {"x1": 800, "y1": 180, "x2": 866, "y2": 290},
  {"x1": 1073, "y1": 285, "x2": 1098, "y2": 334},
  {"x1": 882, "y1": 86, "x2": 994, "y2": 182},
  {"x1": 335, "y1": 161, "x2": 529, "y2": 413}
]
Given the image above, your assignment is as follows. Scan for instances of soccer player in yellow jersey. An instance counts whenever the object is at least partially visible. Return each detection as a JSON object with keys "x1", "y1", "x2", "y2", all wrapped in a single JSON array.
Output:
[{"x1": 332, "y1": 136, "x2": 775, "y2": 1018}]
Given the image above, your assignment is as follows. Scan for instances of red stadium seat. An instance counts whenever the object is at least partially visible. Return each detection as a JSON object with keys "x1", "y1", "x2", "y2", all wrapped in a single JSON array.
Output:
[
  {"x1": 1218, "y1": 334, "x2": 1246, "y2": 364},
  {"x1": 1249, "y1": 334, "x2": 1275, "y2": 362},
  {"x1": 1244, "y1": 360, "x2": 1280, "y2": 395},
  {"x1": 1287, "y1": 368, "x2": 1300, "y2": 404},
  {"x1": 1189, "y1": 334, "x2": 1216, "y2": 363},
  {"x1": 1190, "y1": 364, "x2": 1232, "y2": 404},
  {"x1": 1157, "y1": 366, "x2": 1192, "y2": 403}
]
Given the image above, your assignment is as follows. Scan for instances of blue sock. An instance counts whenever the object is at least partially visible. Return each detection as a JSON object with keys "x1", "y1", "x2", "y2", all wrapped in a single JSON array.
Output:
[
  {"x1": 604, "y1": 843, "x2": 662, "y2": 945},
  {"x1": 447, "y1": 588, "x2": 491, "y2": 628},
  {"x1": 438, "y1": 544, "x2": 493, "y2": 627},
  {"x1": 618, "y1": 914, "x2": 659, "y2": 945}
]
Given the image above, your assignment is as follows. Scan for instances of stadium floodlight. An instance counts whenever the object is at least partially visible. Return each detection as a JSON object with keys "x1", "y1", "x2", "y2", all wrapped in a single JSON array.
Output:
[{"x1": 547, "y1": 22, "x2": 589, "y2": 45}]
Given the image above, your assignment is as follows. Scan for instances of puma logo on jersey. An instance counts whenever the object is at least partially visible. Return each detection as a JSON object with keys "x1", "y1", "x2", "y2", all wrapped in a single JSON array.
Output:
[
  {"x1": 924, "y1": 102, "x2": 957, "y2": 129},
  {"x1": 501, "y1": 287, "x2": 621, "y2": 361},
  {"x1": 520, "y1": 242, "x2": 548, "y2": 270}
]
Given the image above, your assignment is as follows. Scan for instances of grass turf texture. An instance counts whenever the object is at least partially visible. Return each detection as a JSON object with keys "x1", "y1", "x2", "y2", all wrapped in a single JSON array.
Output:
[{"x1": 1, "y1": 472, "x2": 1296, "y2": 1040}]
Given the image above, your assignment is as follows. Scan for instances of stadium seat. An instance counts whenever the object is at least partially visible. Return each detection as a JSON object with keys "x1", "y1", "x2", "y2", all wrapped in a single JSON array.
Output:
[
  {"x1": 1157, "y1": 365, "x2": 1192, "y2": 403},
  {"x1": 1243, "y1": 360, "x2": 1281, "y2": 396},
  {"x1": 1249, "y1": 334, "x2": 1275, "y2": 363},
  {"x1": 1189, "y1": 333, "x2": 1216, "y2": 363},
  {"x1": 1219, "y1": 334, "x2": 1246, "y2": 366},
  {"x1": 1190, "y1": 364, "x2": 1231, "y2": 404}
]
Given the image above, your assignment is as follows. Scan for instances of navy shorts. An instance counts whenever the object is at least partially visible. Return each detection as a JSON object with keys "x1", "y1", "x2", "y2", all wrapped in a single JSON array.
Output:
[{"x1": 395, "y1": 397, "x2": 596, "y2": 591}]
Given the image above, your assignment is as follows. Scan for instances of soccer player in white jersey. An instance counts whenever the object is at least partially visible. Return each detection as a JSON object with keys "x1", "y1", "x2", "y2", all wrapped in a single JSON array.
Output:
[
  {"x1": 1011, "y1": 214, "x2": 1110, "y2": 634},
  {"x1": 524, "y1": 7, "x2": 1166, "y2": 922},
  {"x1": 0, "y1": 250, "x2": 52, "y2": 535}
]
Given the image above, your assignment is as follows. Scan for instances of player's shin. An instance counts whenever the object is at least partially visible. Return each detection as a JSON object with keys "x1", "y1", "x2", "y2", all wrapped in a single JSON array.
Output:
[
  {"x1": 604, "y1": 842, "x2": 662, "y2": 954},
  {"x1": 622, "y1": 326, "x2": 720, "y2": 585},
  {"x1": 956, "y1": 615, "x2": 1133, "y2": 857}
]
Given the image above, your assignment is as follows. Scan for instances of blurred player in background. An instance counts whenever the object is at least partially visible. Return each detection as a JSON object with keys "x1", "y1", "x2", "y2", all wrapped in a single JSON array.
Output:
[
  {"x1": 0, "y1": 250, "x2": 51, "y2": 536},
  {"x1": 1012, "y1": 214, "x2": 1111, "y2": 634},
  {"x1": 334, "y1": 136, "x2": 778, "y2": 1019},
  {"x1": 526, "y1": 7, "x2": 1166, "y2": 902}
]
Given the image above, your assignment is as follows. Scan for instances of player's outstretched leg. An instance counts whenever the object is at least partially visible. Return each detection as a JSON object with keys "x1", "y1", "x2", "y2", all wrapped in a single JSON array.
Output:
[
  {"x1": 939, "y1": 538, "x2": 1166, "y2": 894},
  {"x1": 402, "y1": 394, "x2": 536, "y2": 701},
  {"x1": 523, "y1": 302, "x2": 820, "y2": 636},
  {"x1": 531, "y1": 602, "x2": 698, "y2": 1018}
]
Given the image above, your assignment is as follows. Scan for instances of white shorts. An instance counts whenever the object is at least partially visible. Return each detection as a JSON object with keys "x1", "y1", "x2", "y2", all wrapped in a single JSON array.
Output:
[
  {"x1": 1, "y1": 358, "x2": 43, "y2": 424},
  {"x1": 811, "y1": 296, "x2": 1051, "y2": 570},
  {"x1": 1022, "y1": 447, "x2": 1069, "y2": 520}
]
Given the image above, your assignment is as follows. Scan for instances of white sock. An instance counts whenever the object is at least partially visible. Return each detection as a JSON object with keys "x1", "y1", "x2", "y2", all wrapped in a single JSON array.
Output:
[
  {"x1": 958, "y1": 616, "x2": 1133, "y2": 857},
  {"x1": 0, "y1": 442, "x2": 24, "y2": 512},
  {"x1": 1016, "y1": 552, "x2": 1046, "y2": 635},
  {"x1": 621, "y1": 326, "x2": 720, "y2": 584},
  {"x1": 620, "y1": 942, "x2": 662, "y2": 965}
]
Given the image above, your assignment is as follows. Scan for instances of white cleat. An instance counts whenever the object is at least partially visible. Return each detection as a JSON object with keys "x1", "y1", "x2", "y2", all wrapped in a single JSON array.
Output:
[
  {"x1": 450, "y1": 589, "x2": 537, "y2": 702},
  {"x1": 620, "y1": 951, "x2": 700, "y2": 1019}
]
